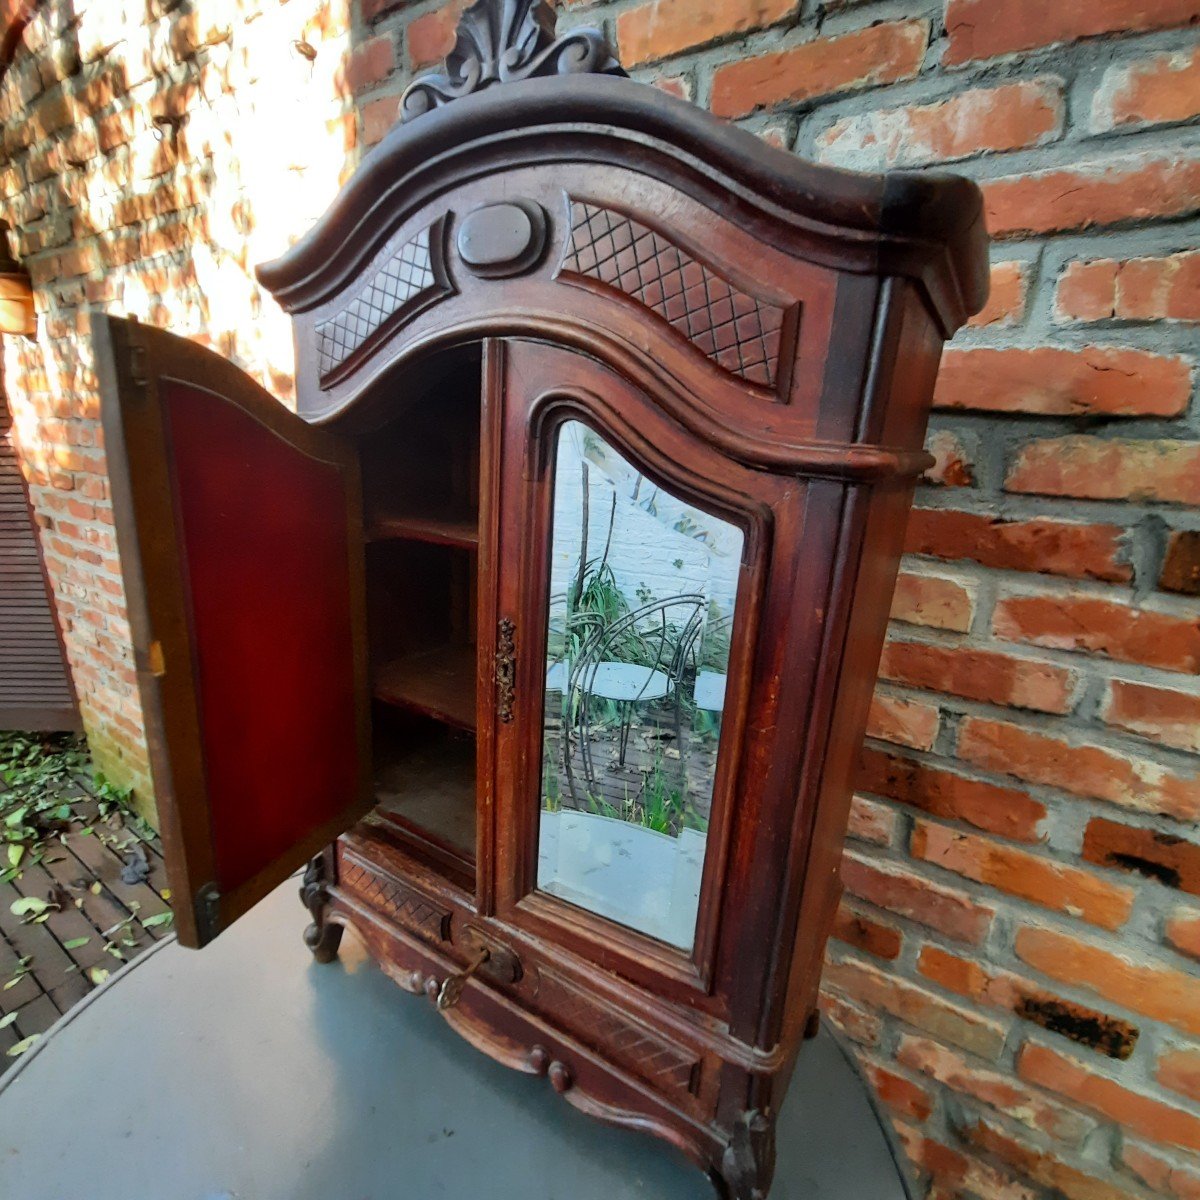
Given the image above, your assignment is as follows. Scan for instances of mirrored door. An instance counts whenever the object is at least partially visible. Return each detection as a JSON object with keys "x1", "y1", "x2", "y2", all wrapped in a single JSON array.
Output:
[{"x1": 536, "y1": 420, "x2": 743, "y2": 953}]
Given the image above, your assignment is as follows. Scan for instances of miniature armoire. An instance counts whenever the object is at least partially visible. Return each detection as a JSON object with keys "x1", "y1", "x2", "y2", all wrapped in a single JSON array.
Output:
[{"x1": 94, "y1": 4, "x2": 987, "y2": 1195}]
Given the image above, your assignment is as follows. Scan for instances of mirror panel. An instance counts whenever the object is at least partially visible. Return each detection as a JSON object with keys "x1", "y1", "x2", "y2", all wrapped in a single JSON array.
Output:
[{"x1": 537, "y1": 420, "x2": 743, "y2": 952}]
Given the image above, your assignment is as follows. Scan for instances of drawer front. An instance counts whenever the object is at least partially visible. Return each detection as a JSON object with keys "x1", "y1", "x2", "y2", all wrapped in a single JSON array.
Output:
[
  {"x1": 340, "y1": 852, "x2": 453, "y2": 945},
  {"x1": 532, "y1": 967, "x2": 701, "y2": 1098},
  {"x1": 336, "y1": 838, "x2": 709, "y2": 1113}
]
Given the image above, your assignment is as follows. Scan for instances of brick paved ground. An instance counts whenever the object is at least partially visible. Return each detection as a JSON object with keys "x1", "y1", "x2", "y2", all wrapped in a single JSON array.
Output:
[{"x1": 0, "y1": 742, "x2": 169, "y2": 1069}]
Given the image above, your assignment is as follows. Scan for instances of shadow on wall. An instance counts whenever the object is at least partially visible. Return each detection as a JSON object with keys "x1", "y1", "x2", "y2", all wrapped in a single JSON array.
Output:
[{"x1": 0, "y1": 0, "x2": 369, "y2": 810}]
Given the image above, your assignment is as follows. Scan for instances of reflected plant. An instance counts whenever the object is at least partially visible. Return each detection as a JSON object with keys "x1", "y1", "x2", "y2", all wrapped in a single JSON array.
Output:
[
  {"x1": 632, "y1": 752, "x2": 687, "y2": 835},
  {"x1": 542, "y1": 758, "x2": 562, "y2": 813},
  {"x1": 697, "y1": 600, "x2": 732, "y2": 672},
  {"x1": 692, "y1": 706, "x2": 720, "y2": 741},
  {"x1": 571, "y1": 559, "x2": 627, "y2": 630},
  {"x1": 585, "y1": 792, "x2": 622, "y2": 821}
]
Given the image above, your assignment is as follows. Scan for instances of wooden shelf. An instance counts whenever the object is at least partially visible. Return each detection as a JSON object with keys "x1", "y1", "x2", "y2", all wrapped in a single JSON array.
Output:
[
  {"x1": 366, "y1": 513, "x2": 478, "y2": 549},
  {"x1": 373, "y1": 644, "x2": 477, "y2": 730}
]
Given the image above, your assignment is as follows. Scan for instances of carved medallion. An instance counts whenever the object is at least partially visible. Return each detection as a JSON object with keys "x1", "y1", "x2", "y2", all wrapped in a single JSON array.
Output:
[
  {"x1": 558, "y1": 200, "x2": 789, "y2": 389},
  {"x1": 316, "y1": 217, "x2": 452, "y2": 385},
  {"x1": 400, "y1": 0, "x2": 624, "y2": 123},
  {"x1": 457, "y1": 200, "x2": 547, "y2": 277}
]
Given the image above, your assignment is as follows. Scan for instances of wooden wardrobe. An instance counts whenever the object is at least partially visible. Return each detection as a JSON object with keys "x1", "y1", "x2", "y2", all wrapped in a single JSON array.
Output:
[{"x1": 95, "y1": 4, "x2": 988, "y2": 1194}]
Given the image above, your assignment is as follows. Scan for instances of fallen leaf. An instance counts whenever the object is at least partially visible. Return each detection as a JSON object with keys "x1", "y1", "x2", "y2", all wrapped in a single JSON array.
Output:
[
  {"x1": 0, "y1": 1011, "x2": 17, "y2": 1030},
  {"x1": 88, "y1": 967, "x2": 109, "y2": 985},
  {"x1": 9, "y1": 897, "x2": 48, "y2": 917},
  {"x1": 62, "y1": 937, "x2": 90, "y2": 950},
  {"x1": 6, "y1": 1034, "x2": 39, "y2": 1057},
  {"x1": 142, "y1": 912, "x2": 174, "y2": 929}
]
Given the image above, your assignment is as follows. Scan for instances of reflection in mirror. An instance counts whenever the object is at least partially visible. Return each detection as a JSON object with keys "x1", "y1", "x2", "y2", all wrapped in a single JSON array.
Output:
[{"x1": 537, "y1": 421, "x2": 743, "y2": 952}]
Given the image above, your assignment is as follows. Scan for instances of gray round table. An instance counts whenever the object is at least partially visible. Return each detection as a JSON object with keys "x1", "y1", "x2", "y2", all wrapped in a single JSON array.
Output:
[{"x1": 0, "y1": 880, "x2": 912, "y2": 1199}]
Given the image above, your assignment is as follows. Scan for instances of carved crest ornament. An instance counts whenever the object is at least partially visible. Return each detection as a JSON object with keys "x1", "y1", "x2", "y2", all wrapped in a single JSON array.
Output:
[{"x1": 399, "y1": 0, "x2": 625, "y2": 122}]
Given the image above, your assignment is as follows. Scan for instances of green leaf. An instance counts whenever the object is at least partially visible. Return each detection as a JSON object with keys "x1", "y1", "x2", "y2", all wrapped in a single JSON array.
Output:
[
  {"x1": 88, "y1": 967, "x2": 109, "y2": 985},
  {"x1": 6, "y1": 844, "x2": 23, "y2": 868},
  {"x1": 0, "y1": 1011, "x2": 17, "y2": 1030},
  {"x1": 141, "y1": 912, "x2": 174, "y2": 929},
  {"x1": 3, "y1": 976, "x2": 26, "y2": 991},
  {"x1": 9, "y1": 897, "x2": 47, "y2": 917},
  {"x1": 4, "y1": 806, "x2": 28, "y2": 827},
  {"x1": 62, "y1": 937, "x2": 90, "y2": 950},
  {"x1": 6, "y1": 1034, "x2": 39, "y2": 1057}
]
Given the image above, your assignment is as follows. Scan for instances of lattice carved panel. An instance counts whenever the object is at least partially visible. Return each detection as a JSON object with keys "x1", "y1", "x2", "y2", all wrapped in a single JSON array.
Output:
[
  {"x1": 340, "y1": 858, "x2": 452, "y2": 944},
  {"x1": 558, "y1": 200, "x2": 788, "y2": 389},
  {"x1": 537, "y1": 968, "x2": 699, "y2": 1095},
  {"x1": 316, "y1": 218, "x2": 451, "y2": 384}
]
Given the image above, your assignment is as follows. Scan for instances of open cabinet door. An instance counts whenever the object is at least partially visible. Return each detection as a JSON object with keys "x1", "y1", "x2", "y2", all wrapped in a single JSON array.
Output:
[{"x1": 93, "y1": 314, "x2": 371, "y2": 948}]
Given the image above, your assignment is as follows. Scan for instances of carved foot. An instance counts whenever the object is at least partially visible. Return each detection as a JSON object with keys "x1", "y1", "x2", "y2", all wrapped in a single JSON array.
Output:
[
  {"x1": 299, "y1": 851, "x2": 342, "y2": 964},
  {"x1": 717, "y1": 1109, "x2": 776, "y2": 1200},
  {"x1": 304, "y1": 916, "x2": 344, "y2": 963}
]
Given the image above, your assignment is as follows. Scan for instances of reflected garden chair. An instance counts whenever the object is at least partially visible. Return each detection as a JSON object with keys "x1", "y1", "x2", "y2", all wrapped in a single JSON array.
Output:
[{"x1": 562, "y1": 593, "x2": 706, "y2": 805}]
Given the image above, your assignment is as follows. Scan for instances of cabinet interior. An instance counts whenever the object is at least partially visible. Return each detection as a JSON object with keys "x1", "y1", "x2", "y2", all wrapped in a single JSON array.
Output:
[{"x1": 360, "y1": 345, "x2": 483, "y2": 889}]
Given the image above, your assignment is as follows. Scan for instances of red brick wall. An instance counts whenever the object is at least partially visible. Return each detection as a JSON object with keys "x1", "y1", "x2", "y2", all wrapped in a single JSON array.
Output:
[
  {"x1": 3, "y1": 2, "x2": 1199, "y2": 1195},
  {"x1": 0, "y1": 0, "x2": 360, "y2": 801}
]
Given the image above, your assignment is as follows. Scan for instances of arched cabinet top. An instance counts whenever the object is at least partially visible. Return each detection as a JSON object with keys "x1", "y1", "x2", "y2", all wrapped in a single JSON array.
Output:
[
  {"x1": 256, "y1": 36, "x2": 987, "y2": 455},
  {"x1": 259, "y1": 76, "x2": 986, "y2": 324}
]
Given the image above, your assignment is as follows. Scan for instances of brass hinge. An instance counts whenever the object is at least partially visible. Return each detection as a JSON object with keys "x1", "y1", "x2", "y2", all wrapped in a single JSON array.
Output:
[
  {"x1": 194, "y1": 882, "x2": 221, "y2": 944},
  {"x1": 494, "y1": 617, "x2": 516, "y2": 723},
  {"x1": 128, "y1": 340, "x2": 148, "y2": 387}
]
